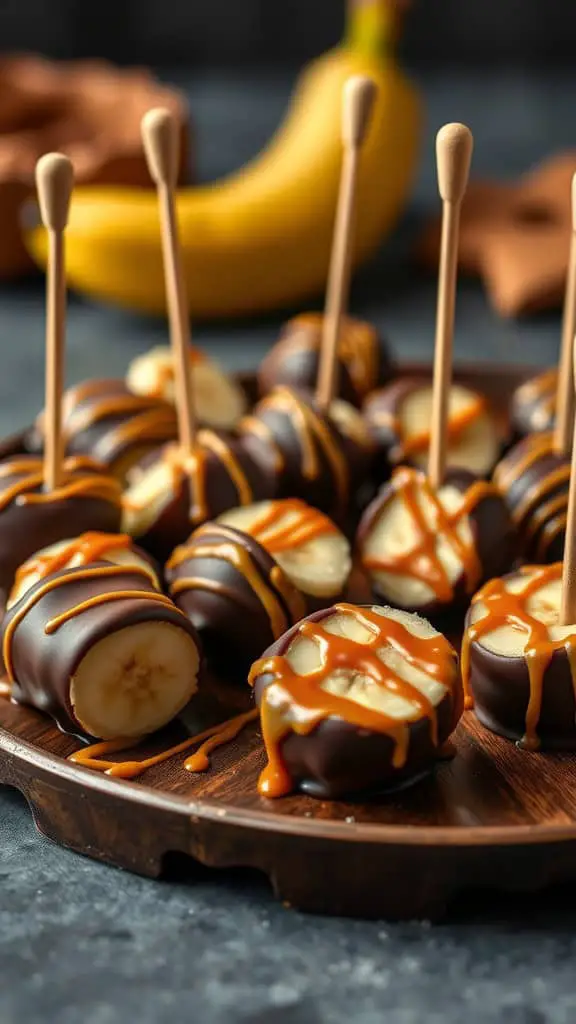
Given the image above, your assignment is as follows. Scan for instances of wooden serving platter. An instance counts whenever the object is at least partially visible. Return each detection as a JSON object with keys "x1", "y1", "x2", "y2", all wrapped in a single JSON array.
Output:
[{"x1": 4, "y1": 361, "x2": 576, "y2": 923}]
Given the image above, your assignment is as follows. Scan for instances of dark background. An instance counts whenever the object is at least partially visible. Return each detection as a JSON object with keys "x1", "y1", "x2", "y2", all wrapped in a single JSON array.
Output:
[{"x1": 1, "y1": 0, "x2": 576, "y2": 66}]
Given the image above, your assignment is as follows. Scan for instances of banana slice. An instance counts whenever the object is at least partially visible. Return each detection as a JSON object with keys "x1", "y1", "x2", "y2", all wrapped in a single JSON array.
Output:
[
  {"x1": 127, "y1": 345, "x2": 247, "y2": 430},
  {"x1": 364, "y1": 379, "x2": 501, "y2": 477},
  {"x1": 8, "y1": 533, "x2": 159, "y2": 608},
  {"x1": 5, "y1": 560, "x2": 202, "y2": 739},
  {"x1": 249, "y1": 602, "x2": 460, "y2": 798},
  {"x1": 71, "y1": 620, "x2": 200, "y2": 739},
  {"x1": 217, "y1": 498, "x2": 351, "y2": 600},
  {"x1": 464, "y1": 564, "x2": 576, "y2": 750},
  {"x1": 358, "y1": 466, "x2": 516, "y2": 617}
]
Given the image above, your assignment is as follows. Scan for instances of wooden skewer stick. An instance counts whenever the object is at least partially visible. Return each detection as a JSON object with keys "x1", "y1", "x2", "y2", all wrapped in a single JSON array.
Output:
[
  {"x1": 559, "y1": 336, "x2": 576, "y2": 624},
  {"x1": 554, "y1": 172, "x2": 576, "y2": 456},
  {"x1": 35, "y1": 152, "x2": 74, "y2": 492},
  {"x1": 316, "y1": 75, "x2": 377, "y2": 411},
  {"x1": 141, "y1": 108, "x2": 196, "y2": 455},
  {"x1": 428, "y1": 123, "x2": 473, "y2": 490}
]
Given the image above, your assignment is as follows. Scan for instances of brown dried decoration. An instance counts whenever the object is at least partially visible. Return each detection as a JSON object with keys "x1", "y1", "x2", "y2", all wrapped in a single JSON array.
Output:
[{"x1": 0, "y1": 54, "x2": 190, "y2": 277}]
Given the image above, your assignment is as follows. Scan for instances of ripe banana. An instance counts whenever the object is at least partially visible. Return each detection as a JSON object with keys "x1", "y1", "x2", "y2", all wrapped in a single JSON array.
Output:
[{"x1": 26, "y1": 1, "x2": 421, "y2": 320}]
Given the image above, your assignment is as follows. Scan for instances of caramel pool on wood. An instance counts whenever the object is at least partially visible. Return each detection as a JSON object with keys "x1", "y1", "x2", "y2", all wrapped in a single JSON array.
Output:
[{"x1": 4, "y1": 363, "x2": 576, "y2": 922}]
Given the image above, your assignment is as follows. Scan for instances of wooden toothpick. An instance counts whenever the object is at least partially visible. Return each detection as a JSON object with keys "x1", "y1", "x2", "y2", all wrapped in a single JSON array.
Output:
[
  {"x1": 316, "y1": 75, "x2": 377, "y2": 411},
  {"x1": 428, "y1": 123, "x2": 473, "y2": 490},
  {"x1": 141, "y1": 107, "x2": 196, "y2": 455},
  {"x1": 35, "y1": 152, "x2": 74, "y2": 492},
  {"x1": 554, "y1": 172, "x2": 576, "y2": 456},
  {"x1": 559, "y1": 336, "x2": 576, "y2": 624}
]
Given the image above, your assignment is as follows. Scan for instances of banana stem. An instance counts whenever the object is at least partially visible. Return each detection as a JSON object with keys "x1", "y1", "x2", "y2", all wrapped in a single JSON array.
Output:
[{"x1": 346, "y1": 0, "x2": 400, "y2": 55}]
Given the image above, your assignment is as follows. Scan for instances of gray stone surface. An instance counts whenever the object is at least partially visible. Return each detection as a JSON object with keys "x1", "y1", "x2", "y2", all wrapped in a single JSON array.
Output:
[{"x1": 1, "y1": 70, "x2": 576, "y2": 1023}]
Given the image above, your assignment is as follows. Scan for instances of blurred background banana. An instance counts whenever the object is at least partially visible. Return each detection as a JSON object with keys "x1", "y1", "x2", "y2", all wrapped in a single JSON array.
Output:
[{"x1": 27, "y1": 0, "x2": 422, "y2": 320}]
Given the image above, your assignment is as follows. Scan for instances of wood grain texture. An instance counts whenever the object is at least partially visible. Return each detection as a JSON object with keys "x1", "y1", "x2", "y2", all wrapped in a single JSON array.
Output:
[{"x1": 3, "y1": 363, "x2": 576, "y2": 922}]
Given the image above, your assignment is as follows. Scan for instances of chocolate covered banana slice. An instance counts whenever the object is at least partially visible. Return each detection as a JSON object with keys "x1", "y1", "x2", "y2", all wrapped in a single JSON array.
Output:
[
  {"x1": 217, "y1": 498, "x2": 352, "y2": 604},
  {"x1": 463, "y1": 563, "x2": 576, "y2": 751},
  {"x1": 122, "y1": 434, "x2": 274, "y2": 562},
  {"x1": 258, "y1": 313, "x2": 393, "y2": 406},
  {"x1": 3, "y1": 561, "x2": 202, "y2": 739},
  {"x1": 358, "y1": 465, "x2": 516, "y2": 619},
  {"x1": 249, "y1": 602, "x2": 461, "y2": 798},
  {"x1": 363, "y1": 379, "x2": 501, "y2": 478},
  {"x1": 127, "y1": 344, "x2": 247, "y2": 431}
]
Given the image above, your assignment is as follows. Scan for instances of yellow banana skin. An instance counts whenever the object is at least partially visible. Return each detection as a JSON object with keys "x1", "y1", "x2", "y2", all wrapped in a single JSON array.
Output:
[{"x1": 27, "y1": 18, "x2": 421, "y2": 319}]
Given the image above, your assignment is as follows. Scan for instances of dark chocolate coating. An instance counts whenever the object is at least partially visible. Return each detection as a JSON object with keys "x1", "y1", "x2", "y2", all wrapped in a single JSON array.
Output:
[
  {"x1": 134, "y1": 433, "x2": 275, "y2": 564},
  {"x1": 258, "y1": 315, "x2": 393, "y2": 407},
  {"x1": 363, "y1": 377, "x2": 427, "y2": 469},
  {"x1": 465, "y1": 604, "x2": 576, "y2": 749},
  {"x1": 494, "y1": 435, "x2": 568, "y2": 562},
  {"x1": 242, "y1": 387, "x2": 349, "y2": 518},
  {"x1": 357, "y1": 468, "x2": 517, "y2": 623},
  {"x1": 510, "y1": 370, "x2": 556, "y2": 439},
  {"x1": 4, "y1": 561, "x2": 201, "y2": 738},
  {"x1": 0, "y1": 456, "x2": 121, "y2": 606},
  {"x1": 166, "y1": 524, "x2": 304, "y2": 678},
  {"x1": 252, "y1": 606, "x2": 461, "y2": 799},
  {"x1": 27, "y1": 379, "x2": 178, "y2": 479}
]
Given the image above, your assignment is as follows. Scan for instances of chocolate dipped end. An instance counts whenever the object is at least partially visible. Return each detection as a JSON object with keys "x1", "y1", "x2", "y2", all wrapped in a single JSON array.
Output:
[
  {"x1": 4, "y1": 562, "x2": 202, "y2": 739},
  {"x1": 251, "y1": 605, "x2": 461, "y2": 799},
  {"x1": 258, "y1": 314, "x2": 393, "y2": 407},
  {"x1": 166, "y1": 523, "x2": 305, "y2": 678},
  {"x1": 357, "y1": 467, "x2": 517, "y2": 624}
]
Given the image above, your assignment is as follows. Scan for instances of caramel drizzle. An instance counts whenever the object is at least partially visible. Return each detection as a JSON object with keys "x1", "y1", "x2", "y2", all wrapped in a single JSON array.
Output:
[
  {"x1": 0, "y1": 456, "x2": 121, "y2": 512},
  {"x1": 248, "y1": 603, "x2": 456, "y2": 798},
  {"x1": 362, "y1": 466, "x2": 495, "y2": 602},
  {"x1": 494, "y1": 433, "x2": 569, "y2": 556},
  {"x1": 259, "y1": 387, "x2": 348, "y2": 503},
  {"x1": 280, "y1": 315, "x2": 378, "y2": 396},
  {"x1": 461, "y1": 564, "x2": 576, "y2": 750},
  {"x1": 197, "y1": 429, "x2": 253, "y2": 505},
  {"x1": 370, "y1": 395, "x2": 486, "y2": 460},
  {"x1": 0, "y1": 679, "x2": 10, "y2": 699},
  {"x1": 245, "y1": 499, "x2": 338, "y2": 554},
  {"x1": 69, "y1": 708, "x2": 258, "y2": 779},
  {"x1": 3, "y1": 563, "x2": 162, "y2": 682},
  {"x1": 45, "y1": 591, "x2": 174, "y2": 635},
  {"x1": 167, "y1": 522, "x2": 304, "y2": 638},
  {"x1": 13, "y1": 532, "x2": 135, "y2": 597}
]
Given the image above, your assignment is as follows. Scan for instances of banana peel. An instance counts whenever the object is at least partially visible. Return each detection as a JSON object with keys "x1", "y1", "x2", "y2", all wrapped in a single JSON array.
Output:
[{"x1": 26, "y1": 2, "x2": 422, "y2": 319}]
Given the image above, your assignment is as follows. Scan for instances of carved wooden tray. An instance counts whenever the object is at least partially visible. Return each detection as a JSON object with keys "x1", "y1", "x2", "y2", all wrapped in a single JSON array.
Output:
[{"x1": 4, "y1": 361, "x2": 576, "y2": 923}]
